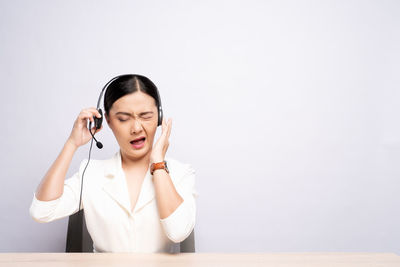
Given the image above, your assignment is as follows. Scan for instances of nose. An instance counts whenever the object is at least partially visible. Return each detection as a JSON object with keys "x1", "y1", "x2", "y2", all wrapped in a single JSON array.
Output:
[{"x1": 130, "y1": 118, "x2": 143, "y2": 134}]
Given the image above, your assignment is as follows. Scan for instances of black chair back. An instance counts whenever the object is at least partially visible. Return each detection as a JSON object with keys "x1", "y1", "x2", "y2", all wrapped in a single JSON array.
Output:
[{"x1": 66, "y1": 211, "x2": 195, "y2": 253}]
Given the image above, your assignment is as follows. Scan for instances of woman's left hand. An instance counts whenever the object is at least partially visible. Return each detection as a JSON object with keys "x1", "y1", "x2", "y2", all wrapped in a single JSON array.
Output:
[{"x1": 150, "y1": 117, "x2": 172, "y2": 164}]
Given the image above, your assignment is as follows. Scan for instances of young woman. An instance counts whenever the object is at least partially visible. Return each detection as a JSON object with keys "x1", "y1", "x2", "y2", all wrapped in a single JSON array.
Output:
[{"x1": 29, "y1": 74, "x2": 198, "y2": 253}]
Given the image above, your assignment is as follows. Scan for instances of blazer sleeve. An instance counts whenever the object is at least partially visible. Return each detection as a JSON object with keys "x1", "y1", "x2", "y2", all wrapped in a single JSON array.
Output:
[
  {"x1": 160, "y1": 163, "x2": 199, "y2": 243},
  {"x1": 29, "y1": 159, "x2": 88, "y2": 223}
]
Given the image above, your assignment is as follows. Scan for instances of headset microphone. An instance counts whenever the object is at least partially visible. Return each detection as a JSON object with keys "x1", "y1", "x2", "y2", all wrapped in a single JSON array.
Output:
[
  {"x1": 95, "y1": 141, "x2": 103, "y2": 149},
  {"x1": 88, "y1": 108, "x2": 103, "y2": 149},
  {"x1": 88, "y1": 128, "x2": 103, "y2": 149}
]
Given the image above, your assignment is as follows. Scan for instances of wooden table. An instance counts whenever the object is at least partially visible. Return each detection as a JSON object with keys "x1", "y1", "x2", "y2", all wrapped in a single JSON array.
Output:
[{"x1": 0, "y1": 253, "x2": 399, "y2": 267}]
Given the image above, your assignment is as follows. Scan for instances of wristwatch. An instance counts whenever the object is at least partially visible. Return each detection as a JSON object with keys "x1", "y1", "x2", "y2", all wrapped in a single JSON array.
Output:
[{"x1": 150, "y1": 161, "x2": 169, "y2": 175}]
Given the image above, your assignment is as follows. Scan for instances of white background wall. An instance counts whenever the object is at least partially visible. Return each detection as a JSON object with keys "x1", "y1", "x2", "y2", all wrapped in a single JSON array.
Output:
[{"x1": 0, "y1": 0, "x2": 399, "y2": 253}]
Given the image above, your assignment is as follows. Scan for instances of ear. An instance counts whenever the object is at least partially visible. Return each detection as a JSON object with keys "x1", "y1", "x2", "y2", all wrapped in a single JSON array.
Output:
[{"x1": 105, "y1": 113, "x2": 110, "y2": 125}]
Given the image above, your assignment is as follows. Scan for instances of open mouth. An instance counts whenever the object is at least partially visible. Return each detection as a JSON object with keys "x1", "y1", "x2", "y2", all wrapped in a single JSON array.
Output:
[{"x1": 130, "y1": 137, "x2": 146, "y2": 146}]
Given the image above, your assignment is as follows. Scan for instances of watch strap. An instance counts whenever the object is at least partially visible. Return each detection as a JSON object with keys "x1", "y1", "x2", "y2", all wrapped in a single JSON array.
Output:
[{"x1": 150, "y1": 161, "x2": 169, "y2": 175}]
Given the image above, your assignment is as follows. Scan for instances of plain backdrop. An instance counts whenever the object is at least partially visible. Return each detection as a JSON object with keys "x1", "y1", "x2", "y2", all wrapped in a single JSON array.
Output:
[{"x1": 0, "y1": 0, "x2": 399, "y2": 253}]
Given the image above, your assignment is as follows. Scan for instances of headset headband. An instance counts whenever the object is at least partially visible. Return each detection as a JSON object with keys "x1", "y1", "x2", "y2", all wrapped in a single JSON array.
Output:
[
  {"x1": 96, "y1": 74, "x2": 163, "y2": 126},
  {"x1": 97, "y1": 74, "x2": 162, "y2": 109},
  {"x1": 96, "y1": 74, "x2": 128, "y2": 109}
]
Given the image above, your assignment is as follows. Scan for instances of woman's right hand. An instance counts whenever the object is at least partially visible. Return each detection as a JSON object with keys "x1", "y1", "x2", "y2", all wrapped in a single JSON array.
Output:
[{"x1": 67, "y1": 107, "x2": 103, "y2": 149}]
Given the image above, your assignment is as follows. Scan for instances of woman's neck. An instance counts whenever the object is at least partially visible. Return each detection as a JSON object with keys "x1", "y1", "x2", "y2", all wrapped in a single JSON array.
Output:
[{"x1": 120, "y1": 149, "x2": 151, "y2": 172}]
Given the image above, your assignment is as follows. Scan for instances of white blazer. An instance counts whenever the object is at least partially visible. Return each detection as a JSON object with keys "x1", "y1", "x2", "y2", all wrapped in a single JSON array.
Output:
[{"x1": 29, "y1": 150, "x2": 199, "y2": 253}]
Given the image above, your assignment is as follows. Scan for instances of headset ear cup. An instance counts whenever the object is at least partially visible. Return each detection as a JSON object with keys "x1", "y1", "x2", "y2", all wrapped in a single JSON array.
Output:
[
  {"x1": 158, "y1": 108, "x2": 163, "y2": 126},
  {"x1": 94, "y1": 109, "x2": 103, "y2": 129}
]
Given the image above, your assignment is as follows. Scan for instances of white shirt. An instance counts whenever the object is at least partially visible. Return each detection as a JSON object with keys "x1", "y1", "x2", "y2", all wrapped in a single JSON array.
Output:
[{"x1": 29, "y1": 150, "x2": 199, "y2": 253}]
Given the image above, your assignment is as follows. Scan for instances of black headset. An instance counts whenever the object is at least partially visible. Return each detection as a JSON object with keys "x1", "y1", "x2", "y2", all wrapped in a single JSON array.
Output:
[{"x1": 78, "y1": 74, "x2": 164, "y2": 212}]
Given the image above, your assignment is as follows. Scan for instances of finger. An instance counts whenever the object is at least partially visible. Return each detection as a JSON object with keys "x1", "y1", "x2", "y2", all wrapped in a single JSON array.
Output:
[
  {"x1": 80, "y1": 110, "x2": 95, "y2": 119},
  {"x1": 89, "y1": 108, "x2": 102, "y2": 118},
  {"x1": 166, "y1": 118, "x2": 172, "y2": 139},
  {"x1": 91, "y1": 125, "x2": 103, "y2": 134},
  {"x1": 82, "y1": 108, "x2": 102, "y2": 118},
  {"x1": 161, "y1": 117, "x2": 166, "y2": 134},
  {"x1": 83, "y1": 111, "x2": 95, "y2": 123},
  {"x1": 84, "y1": 109, "x2": 102, "y2": 123},
  {"x1": 79, "y1": 111, "x2": 94, "y2": 124},
  {"x1": 81, "y1": 108, "x2": 101, "y2": 118},
  {"x1": 163, "y1": 118, "x2": 170, "y2": 137}
]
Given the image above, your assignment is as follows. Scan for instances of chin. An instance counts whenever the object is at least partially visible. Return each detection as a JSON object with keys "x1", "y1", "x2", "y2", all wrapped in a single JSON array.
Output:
[{"x1": 127, "y1": 144, "x2": 150, "y2": 156}]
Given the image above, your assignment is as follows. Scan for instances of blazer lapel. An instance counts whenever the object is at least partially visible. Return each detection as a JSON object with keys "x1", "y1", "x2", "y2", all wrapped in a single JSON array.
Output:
[
  {"x1": 101, "y1": 150, "x2": 157, "y2": 215},
  {"x1": 133, "y1": 168, "x2": 155, "y2": 214},
  {"x1": 102, "y1": 151, "x2": 132, "y2": 215}
]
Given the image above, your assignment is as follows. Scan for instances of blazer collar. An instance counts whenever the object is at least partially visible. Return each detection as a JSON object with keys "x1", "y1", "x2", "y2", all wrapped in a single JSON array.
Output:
[{"x1": 102, "y1": 150, "x2": 155, "y2": 215}]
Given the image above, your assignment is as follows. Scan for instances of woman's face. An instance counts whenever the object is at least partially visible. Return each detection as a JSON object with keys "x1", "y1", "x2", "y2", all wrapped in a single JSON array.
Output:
[{"x1": 105, "y1": 91, "x2": 158, "y2": 161}]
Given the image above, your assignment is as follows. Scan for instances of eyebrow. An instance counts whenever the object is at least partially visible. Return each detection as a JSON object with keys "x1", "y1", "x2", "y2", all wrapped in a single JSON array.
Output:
[{"x1": 115, "y1": 111, "x2": 154, "y2": 116}]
